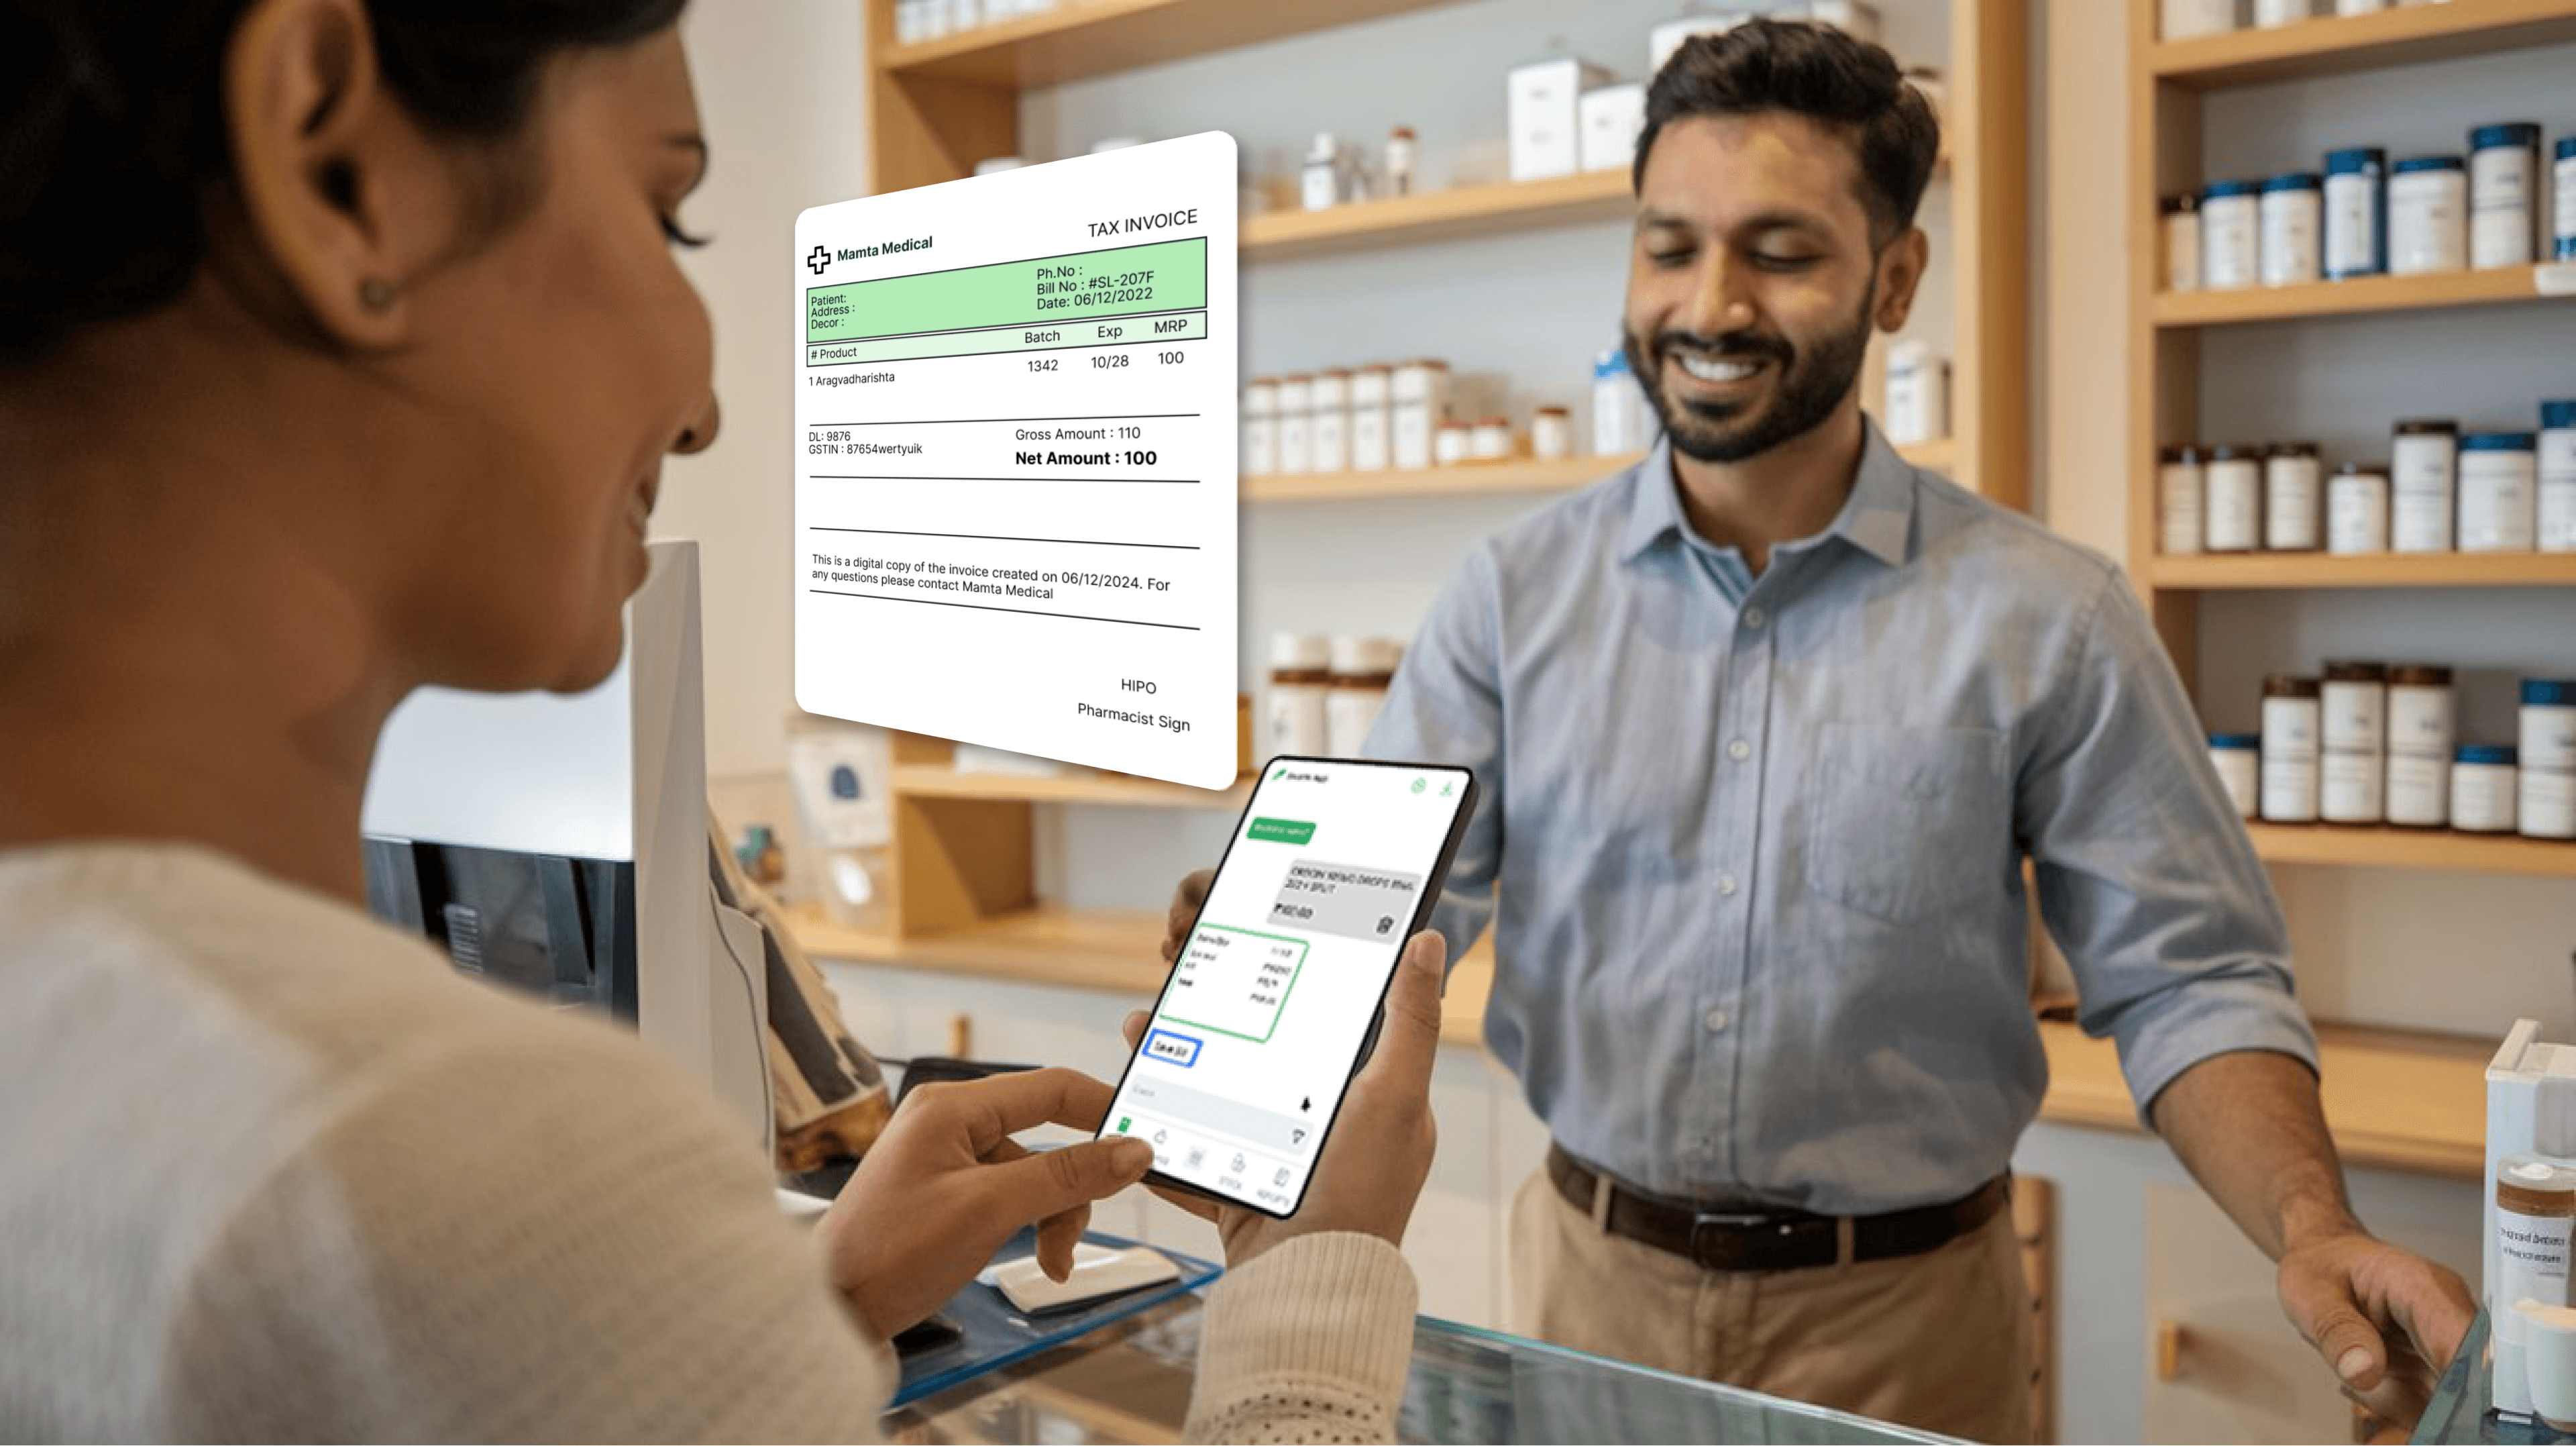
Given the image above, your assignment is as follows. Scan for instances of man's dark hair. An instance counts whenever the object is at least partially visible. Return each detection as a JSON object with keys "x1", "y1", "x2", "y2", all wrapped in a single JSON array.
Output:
[
  {"x1": 0, "y1": 0, "x2": 690, "y2": 367},
  {"x1": 1633, "y1": 18, "x2": 1941, "y2": 246}
]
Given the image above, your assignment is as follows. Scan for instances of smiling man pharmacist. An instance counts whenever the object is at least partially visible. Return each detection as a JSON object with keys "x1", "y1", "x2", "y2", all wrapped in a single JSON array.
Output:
[{"x1": 1167, "y1": 19, "x2": 2471, "y2": 1445}]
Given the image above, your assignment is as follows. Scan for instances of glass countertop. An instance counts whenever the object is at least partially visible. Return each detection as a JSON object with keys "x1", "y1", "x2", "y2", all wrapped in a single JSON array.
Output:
[
  {"x1": 2416, "y1": 1311, "x2": 2576, "y2": 1445},
  {"x1": 886, "y1": 1291, "x2": 1954, "y2": 1444}
]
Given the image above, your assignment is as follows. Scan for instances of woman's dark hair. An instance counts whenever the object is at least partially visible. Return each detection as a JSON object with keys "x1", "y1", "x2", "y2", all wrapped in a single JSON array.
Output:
[
  {"x1": 1633, "y1": 18, "x2": 1940, "y2": 246},
  {"x1": 0, "y1": 0, "x2": 688, "y2": 366}
]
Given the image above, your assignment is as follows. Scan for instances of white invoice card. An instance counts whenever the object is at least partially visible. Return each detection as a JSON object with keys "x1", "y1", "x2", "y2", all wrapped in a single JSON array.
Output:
[{"x1": 792, "y1": 134, "x2": 1238, "y2": 788}]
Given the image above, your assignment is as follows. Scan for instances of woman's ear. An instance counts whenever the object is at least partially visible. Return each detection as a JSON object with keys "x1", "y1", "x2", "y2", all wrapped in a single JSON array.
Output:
[{"x1": 218, "y1": 0, "x2": 453, "y2": 348}]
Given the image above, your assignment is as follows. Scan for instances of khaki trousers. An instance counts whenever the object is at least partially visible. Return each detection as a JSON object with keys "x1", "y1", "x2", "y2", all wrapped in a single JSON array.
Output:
[{"x1": 1508, "y1": 1165, "x2": 2034, "y2": 1445}]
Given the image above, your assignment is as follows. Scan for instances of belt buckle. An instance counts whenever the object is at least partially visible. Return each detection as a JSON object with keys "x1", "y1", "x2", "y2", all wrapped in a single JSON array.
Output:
[{"x1": 1686, "y1": 1210, "x2": 1776, "y2": 1268}]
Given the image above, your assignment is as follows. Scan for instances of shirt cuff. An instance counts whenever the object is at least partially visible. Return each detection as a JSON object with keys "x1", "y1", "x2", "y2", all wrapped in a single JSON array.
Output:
[
  {"x1": 2115, "y1": 974, "x2": 2322, "y2": 1127},
  {"x1": 1189, "y1": 1233, "x2": 1418, "y2": 1425}
]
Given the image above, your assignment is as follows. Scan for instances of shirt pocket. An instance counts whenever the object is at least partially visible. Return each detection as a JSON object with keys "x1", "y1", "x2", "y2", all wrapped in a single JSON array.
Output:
[{"x1": 1802, "y1": 723, "x2": 2010, "y2": 924}]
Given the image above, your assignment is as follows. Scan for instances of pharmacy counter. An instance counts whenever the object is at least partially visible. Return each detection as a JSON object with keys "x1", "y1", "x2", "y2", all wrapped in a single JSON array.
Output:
[{"x1": 883, "y1": 1288, "x2": 1950, "y2": 1445}]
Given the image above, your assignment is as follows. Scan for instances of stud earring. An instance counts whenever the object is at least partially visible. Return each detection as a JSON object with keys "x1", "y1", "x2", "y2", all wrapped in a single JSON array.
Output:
[{"x1": 358, "y1": 278, "x2": 396, "y2": 311}]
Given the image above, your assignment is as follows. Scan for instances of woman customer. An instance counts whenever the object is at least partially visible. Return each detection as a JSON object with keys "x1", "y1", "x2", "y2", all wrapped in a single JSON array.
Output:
[{"x1": 0, "y1": 1, "x2": 1439, "y2": 1438}]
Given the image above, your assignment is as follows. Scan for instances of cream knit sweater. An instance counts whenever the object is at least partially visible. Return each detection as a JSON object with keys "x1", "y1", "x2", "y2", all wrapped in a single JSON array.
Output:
[{"x1": 0, "y1": 844, "x2": 1415, "y2": 1442}]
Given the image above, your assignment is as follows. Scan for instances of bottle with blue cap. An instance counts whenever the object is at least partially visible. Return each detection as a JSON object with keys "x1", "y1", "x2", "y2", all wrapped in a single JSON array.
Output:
[
  {"x1": 2201, "y1": 178, "x2": 2262, "y2": 290},
  {"x1": 2524, "y1": 678, "x2": 2576, "y2": 839},
  {"x1": 2259, "y1": 172, "x2": 2322, "y2": 287},
  {"x1": 2542, "y1": 399, "x2": 2576, "y2": 553},
  {"x1": 2459, "y1": 431, "x2": 2538, "y2": 552},
  {"x1": 2323, "y1": 147, "x2": 2385, "y2": 279},
  {"x1": 2453, "y1": 743, "x2": 2518, "y2": 833},
  {"x1": 2469, "y1": 121, "x2": 2541, "y2": 269},
  {"x1": 2555, "y1": 136, "x2": 2576, "y2": 262},
  {"x1": 2390, "y1": 155, "x2": 2466, "y2": 275}
]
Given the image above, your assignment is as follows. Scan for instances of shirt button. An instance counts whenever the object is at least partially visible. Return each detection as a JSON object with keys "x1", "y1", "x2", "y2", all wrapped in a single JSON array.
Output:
[
  {"x1": 1741, "y1": 606, "x2": 1767, "y2": 630},
  {"x1": 1705, "y1": 1009, "x2": 1730, "y2": 1033},
  {"x1": 1727, "y1": 738, "x2": 1752, "y2": 762},
  {"x1": 1717, "y1": 872, "x2": 1739, "y2": 896}
]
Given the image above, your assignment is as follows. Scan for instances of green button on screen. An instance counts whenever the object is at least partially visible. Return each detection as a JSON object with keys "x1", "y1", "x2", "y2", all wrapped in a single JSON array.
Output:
[{"x1": 1248, "y1": 817, "x2": 1317, "y2": 845}]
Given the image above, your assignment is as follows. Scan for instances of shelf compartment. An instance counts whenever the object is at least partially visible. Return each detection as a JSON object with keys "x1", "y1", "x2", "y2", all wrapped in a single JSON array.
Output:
[
  {"x1": 2246, "y1": 821, "x2": 2576, "y2": 878},
  {"x1": 893, "y1": 764, "x2": 1252, "y2": 807},
  {"x1": 881, "y1": 0, "x2": 1456, "y2": 87},
  {"x1": 1244, "y1": 169, "x2": 1631, "y2": 260},
  {"x1": 2147, "y1": 552, "x2": 2576, "y2": 589},
  {"x1": 2149, "y1": 0, "x2": 2576, "y2": 87},
  {"x1": 2037, "y1": 1017, "x2": 2485, "y2": 1177},
  {"x1": 1245, "y1": 438, "x2": 1954, "y2": 504},
  {"x1": 1242, "y1": 153, "x2": 1946, "y2": 262},
  {"x1": 2151, "y1": 266, "x2": 2568, "y2": 329},
  {"x1": 1246, "y1": 453, "x2": 1636, "y2": 503}
]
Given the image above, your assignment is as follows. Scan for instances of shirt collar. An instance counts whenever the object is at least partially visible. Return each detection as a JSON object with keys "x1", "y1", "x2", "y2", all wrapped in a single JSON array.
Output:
[{"x1": 1617, "y1": 419, "x2": 1918, "y2": 570}]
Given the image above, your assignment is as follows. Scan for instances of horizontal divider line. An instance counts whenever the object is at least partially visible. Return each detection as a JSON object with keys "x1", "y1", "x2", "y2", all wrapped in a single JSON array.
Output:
[
  {"x1": 806, "y1": 474, "x2": 1201, "y2": 484},
  {"x1": 806, "y1": 413, "x2": 1200, "y2": 425},
  {"x1": 807, "y1": 588, "x2": 1198, "y2": 630},
  {"x1": 807, "y1": 527, "x2": 1196, "y2": 549}
]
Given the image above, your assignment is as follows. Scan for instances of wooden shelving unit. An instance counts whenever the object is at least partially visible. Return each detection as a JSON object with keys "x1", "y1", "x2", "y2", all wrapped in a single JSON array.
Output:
[
  {"x1": 1243, "y1": 168, "x2": 1633, "y2": 260},
  {"x1": 2123, "y1": 0, "x2": 2576, "y2": 1086},
  {"x1": 890, "y1": 763, "x2": 1253, "y2": 809},
  {"x1": 2146, "y1": 552, "x2": 2576, "y2": 590},
  {"x1": 2244, "y1": 823, "x2": 2576, "y2": 878},
  {"x1": 2152, "y1": 266, "x2": 2576, "y2": 327},
  {"x1": 2147, "y1": 0, "x2": 2576, "y2": 87},
  {"x1": 2036, "y1": 1019, "x2": 2486, "y2": 1178}
]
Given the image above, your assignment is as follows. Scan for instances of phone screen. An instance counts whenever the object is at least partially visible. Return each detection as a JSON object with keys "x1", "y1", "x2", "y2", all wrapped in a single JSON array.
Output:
[{"x1": 1099, "y1": 756, "x2": 1477, "y2": 1217}]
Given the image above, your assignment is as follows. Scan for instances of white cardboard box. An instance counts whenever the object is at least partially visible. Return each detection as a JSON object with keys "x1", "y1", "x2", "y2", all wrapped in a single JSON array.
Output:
[
  {"x1": 2489, "y1": 1019, "x2": 2576, "y2": 1418},
  {"x1": 1507, "y1": 56, "x2": 1613, "y2": 183},
  {"x1": 1579, "y1": 83, "x2": 1648, "y2": 174}
]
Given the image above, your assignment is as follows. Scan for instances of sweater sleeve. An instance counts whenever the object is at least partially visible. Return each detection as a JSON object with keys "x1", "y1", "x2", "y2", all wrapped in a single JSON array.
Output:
[
  {"x1": 161, "y1": 1015, "x2": 892, "y2": 1443},
  {"x1": 1184, "y1": 1233, "x2": 1419, "y2": 1444}
]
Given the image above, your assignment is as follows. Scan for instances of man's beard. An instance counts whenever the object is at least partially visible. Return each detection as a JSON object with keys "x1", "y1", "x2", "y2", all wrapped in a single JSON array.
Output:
[{"x1": 1623, "y1": 285, "x2": 1876, "y2": 465}]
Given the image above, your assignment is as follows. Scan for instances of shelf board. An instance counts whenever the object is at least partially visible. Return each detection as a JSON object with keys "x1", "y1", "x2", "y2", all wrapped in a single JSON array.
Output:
[
  {"x1": 2148, "y1": 551, "x2": 2576, "y2": 589},
  {"x1": 1246, "y1": 438, "x2": 1955, "y2": 503},
  {"x1": 881, "y1": 0, "x2": 1457, "y2": 87},
  {"x1": 893, "y1": 764, "x2": 1252, "y2": 808},
  {"x1": 1241, "y1": 152, "x2": 1949, "y2": 262},
  {"x1": 2151, "y1": 266, "x2": 2571, "y2": 328},
  {"x1": 1245, "y1": 452, "x2": 1633, "y2": 503},
  {"x1": 2246, "y1": 821, "x2": 2576, "y2": 877},
  {"x1": 1244, "y1": 168, "x2": 1630, "y2": 260},
  {"x1": 788, "y1": 902, "x2": 1495, "y2": 1047},
  {"x1": 2037, "y1": 1017, "x2": 2486, "y2": 1178},
  {"x1": 2150, "y1": 0, "x2": 2576, "y2": 87}
]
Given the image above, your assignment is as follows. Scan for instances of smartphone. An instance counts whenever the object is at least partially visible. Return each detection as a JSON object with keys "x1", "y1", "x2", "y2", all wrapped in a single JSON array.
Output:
[{"x1": 1099, "y1": 756, "x2": 1479, "y2": 1218}]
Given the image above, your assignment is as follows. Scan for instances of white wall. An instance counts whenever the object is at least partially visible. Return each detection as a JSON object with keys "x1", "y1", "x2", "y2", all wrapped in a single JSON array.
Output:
[{"x1": 657, "y1": 1, "x2": 869, "y2": 786}]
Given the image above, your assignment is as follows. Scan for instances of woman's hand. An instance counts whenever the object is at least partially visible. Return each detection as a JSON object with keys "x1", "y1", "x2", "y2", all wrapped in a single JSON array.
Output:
[
  {"x1": 818, "y1": 1066, "x2": 1151, "y2": 1339},
  {"x1": 1122, "y1": 928, "x2": 1444, "y2": 1267}
]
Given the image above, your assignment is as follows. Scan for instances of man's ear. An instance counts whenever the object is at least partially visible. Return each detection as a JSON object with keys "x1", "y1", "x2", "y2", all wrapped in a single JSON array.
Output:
[
  {"x1": 1872, "y1": 225, "x2": 1930, "y2": 335},
  {"x1": 219, "y1": 0, "x2": 448, "y2": 348}
]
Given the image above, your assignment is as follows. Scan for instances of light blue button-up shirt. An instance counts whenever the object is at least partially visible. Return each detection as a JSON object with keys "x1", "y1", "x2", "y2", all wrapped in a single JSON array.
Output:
[{"x1": 1366, "y1": 424, "x2": 2318, "y2": 1215}]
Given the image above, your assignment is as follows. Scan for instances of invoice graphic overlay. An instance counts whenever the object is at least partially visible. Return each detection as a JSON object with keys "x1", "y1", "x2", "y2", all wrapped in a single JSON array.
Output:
[{"x1": 792, "y1": 134, "x2": 1238, "y2": 787}]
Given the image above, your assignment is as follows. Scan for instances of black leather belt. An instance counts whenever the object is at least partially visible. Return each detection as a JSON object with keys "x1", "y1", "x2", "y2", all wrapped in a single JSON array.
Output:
[{"x1": 1547, "y1": 1143, "x2": 2008, "y2": 1273}]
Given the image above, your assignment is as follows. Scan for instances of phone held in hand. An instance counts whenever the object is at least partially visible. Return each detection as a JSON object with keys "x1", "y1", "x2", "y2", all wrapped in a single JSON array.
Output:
[{"x1": 1098, "y1": 756, "x2": 1477, "y2": 1217}]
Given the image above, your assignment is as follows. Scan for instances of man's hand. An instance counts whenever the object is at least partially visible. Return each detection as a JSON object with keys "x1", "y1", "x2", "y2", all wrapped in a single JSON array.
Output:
[
  {"x1": 1122, "y1": 928, "x2": 1444, "y2": 1266},
  {"x1": 817, "y1": 1067, "x2": 1152, "y2": 1339},
  {"x1": 1159, "y1": 868, "x2": 1214, "y2": 964},
  {"x1": 2277, "y1": 1231, "x2": 2476, "y2": 1429}
]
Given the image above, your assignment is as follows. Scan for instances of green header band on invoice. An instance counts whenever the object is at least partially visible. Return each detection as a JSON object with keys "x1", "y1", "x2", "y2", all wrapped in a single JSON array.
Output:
[
  {"x1": 1247, "y1": 817, "x2": 1316, "y2": 845},
  {"x1": 804, "y1": 236, "x2": 1208, "y2": 344}
]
